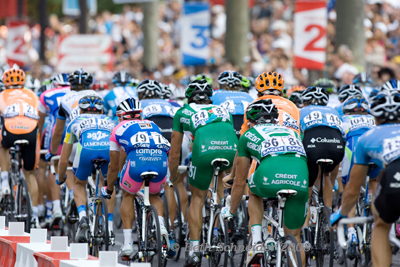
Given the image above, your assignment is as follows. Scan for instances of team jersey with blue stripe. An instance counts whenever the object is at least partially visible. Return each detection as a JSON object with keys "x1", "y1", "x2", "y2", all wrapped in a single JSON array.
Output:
[
  {"x1": 342, "y1": 114, "x2": 376, "y2": 140},
  {"x1": 140, "y1": 99, "x2": 177, "y2": 119},
  {"x1": 354, "y1": 124, "x2": 400, "y2": 168},
  {"x1": 300, "y1": 105, "x2": 343, "y2": 133},
  {"x1": 211, "y1": 90, "x2": 254, "y2": 115},
  {"x1": 104, "y1": 86, "x2": 138, "y2": 123},
  {"x1": 334, "y1": 104, "x2": 344, "y2": 117}
]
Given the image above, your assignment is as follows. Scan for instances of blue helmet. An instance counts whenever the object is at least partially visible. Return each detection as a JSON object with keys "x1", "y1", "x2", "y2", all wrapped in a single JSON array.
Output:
[
  {"x1": 78, "y1": 94, "x2": 104, "y2": 112},
  {"x1": 381, "y1": 79, "x2": 400, "y2": 91},
  {"x1": 342, "y1": 95, "x2": 369, "y2": 114},
  {"x1": 51, "y1": 73, "x2": 70, "y2": 87},
  {"x1": 353, "y1": 72, "x2": 372, "y2": 85}
]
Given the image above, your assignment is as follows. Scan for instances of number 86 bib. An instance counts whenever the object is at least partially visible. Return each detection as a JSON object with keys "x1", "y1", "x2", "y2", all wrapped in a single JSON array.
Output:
[{"x1": 261, "y1": 136, "x2": 306, "y2": 157}]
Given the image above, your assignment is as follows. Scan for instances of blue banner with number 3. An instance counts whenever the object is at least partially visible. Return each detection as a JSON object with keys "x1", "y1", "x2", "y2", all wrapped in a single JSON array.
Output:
[{"x1": 181, "y1": 2, "x2": 210, "y2": 66}]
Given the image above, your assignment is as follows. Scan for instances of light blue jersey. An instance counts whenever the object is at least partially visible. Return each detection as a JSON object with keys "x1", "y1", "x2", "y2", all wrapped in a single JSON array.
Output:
[
  {"x1": 104, "y1": 86, "x2": 138, "y2": 123},
  {"x1": 342, "y1": 115, "x2": 375, "y2": 140},
  {"x1": 211, "y1": 90, "x2": 254, "y2": 115},
  {"x1": 354, "y1": 124, "x2": 400, "y2": 168},
  {"x1": 300, "y1": 105, "x2": 343, "y2": 133},
  {"x1": 140, "y1": 99, "x2": 177, "y2": 119},
  {"x1": 334, "y1": 104, "x2": 344, "y2": 117}
]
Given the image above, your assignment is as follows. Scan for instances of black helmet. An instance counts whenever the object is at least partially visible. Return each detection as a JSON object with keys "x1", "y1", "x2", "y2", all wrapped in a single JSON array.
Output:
[
  {"x1": 68, "y1": 69, "x2": 93, "y2": 89},
  {"x1": 246, "y1": 99, "x2": 279, "y2": 124},
  {"x1": 185, "y1": 79, "x2": 213, "y2": 101},
  {"x1": 112, "y1": 71, "x2": 133, "y2": 86},
  {"x1": 338, "y1": 85, "x2": 362, "y2": 103}
]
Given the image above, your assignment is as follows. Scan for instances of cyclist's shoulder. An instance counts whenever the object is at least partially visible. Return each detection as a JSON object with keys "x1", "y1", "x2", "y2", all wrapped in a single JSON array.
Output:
[{"x1": 175, "y1": 103, "x2": 197, "y2": 116}]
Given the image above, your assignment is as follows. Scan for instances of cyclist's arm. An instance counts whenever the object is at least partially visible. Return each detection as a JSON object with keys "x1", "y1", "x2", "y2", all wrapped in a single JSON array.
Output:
[
  {"x1": 168, "y1": 130, "x2": 183, "y2": 183},
  {"x1": 58, "y1": 142, "x2": 73, "y2": 179},
  {"x1": 50, "y1": 118, "x2": 66, "y2": 154},
  {"x1": 230, "y1": 156, "x2": 251, "y2": 215},
  {"x1": 106, "y1": 150, "x2": 120, "y2": 192},
  {"x1": 38, "y1": 112, "x2": 46, "y2": 137},
  {"x1": 341, "y1": 164, "x2": 368, "y2": 215}
]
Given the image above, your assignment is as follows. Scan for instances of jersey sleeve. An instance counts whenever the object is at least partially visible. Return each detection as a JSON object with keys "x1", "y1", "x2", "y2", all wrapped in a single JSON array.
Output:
[
  {"x1": 57, "y1": 101, "x2": 67, "y2": 120},
  {"x1": 109, "y1": 124, "x2": 121, "y2": 152},
  {"x1": 353, "y1": 134, "x2": 370, "y2": 165},
  {"x1": 63, "y1": 120, "x2": 76, "y2": 144},
  {"x1": 237, "y1": 134, "x2": 251, "y2": 158},
  {"x1": 38, "y1": 93, "x2": 50, "y2": 114}
]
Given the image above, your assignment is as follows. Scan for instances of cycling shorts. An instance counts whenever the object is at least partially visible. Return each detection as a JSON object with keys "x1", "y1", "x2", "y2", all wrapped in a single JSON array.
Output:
[
  {"x1": 0, "y1": 122, "x2": 40, "y2": 171},
  {"x1": 374, "y1": 158, "x2": 400, "y2": 224},
  {"x1": 69, "y1": 143, "x2": 77, "y2": 163},
  {"x1": 232, "y1": 114, "x2": 244, "y2": 139},
  {"x1": 341, "y1": 136, "x2": 381, "y2": 185},
  {"x1": 189, "y1": 122, "x2": 237, "y2": 191},
  {"x1": 303, "y1": 126, "x2": 345, "y2": 187},
  {"x1": 72, "y1": 144, "x2": 109, "y2": 181},
  {"x1": 248, "y1": 154, "x2": 309, "y2": 230},
  {"x1": 146, "y1": 116, "x2": 173, "y2": 143},
  {"x1": 120, "y1": 149, "x2": 168, "y2": 194}
]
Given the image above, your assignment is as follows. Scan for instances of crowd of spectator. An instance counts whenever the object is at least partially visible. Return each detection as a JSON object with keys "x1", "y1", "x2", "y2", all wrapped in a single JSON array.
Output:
[{"x1": 0, "y1": 0, "x2": 399, "y2": 89}]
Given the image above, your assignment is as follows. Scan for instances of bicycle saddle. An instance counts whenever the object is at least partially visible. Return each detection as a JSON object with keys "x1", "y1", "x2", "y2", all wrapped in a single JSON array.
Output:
[
  {"x1": 91, "y1": 159, "x2": 108, "y2": 165},
  {"x1": 316, "y1": 159, "x2": 334, "y2": 166},
  {"x1": 277, "y1": 189, "x2": 298, "y2": 199},
  {"x1": 140, "y1": 171, "x2": 159, "y2": 179},
  {"x1": 14, "y1": 139, "x2": 29, "y2": 146},
  {"x1": 211, "y1": 158, "x2": 230, "y2": 167}
]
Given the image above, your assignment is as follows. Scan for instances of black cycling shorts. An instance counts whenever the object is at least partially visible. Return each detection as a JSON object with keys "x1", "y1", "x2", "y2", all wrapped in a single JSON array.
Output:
[
  {"x1": 147, "y1": 116, "x2": 173, "y2": 143},
  {"x1": 1, "y1": 124, "x2": 39, "y2": 171},
  {"x1": 374, "y1": 158, "x2": 400, "y2": 223},
  {"x1": 302, "y1": 126, "x2": 345, "y2": 187},
  {"x1": 232, "y1": 115, "x2": 244, "y2": 139}
]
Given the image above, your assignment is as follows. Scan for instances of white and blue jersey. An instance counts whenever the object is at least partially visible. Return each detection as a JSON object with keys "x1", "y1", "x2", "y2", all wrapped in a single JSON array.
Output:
[
  {"x1": 300, "y1": 105, "x2": 343, "y2": 134},
  {"x1": 354, "y1": 124, "x2": 400, "y2": 169},
  {"x1": 334, "y1": 104, "x2": 344, "y2": 117},
  {"x1": 104, "y1": 86, "x2": 138, "y2": 123},
  {"x1": 64, "y1": 114, "x2": 114, "y2": 181},
  {"x1": 140, "y1": 99, "x2": 177, "y2": 119},
  {"x1": 211, "y1": 90, "x2": 254, "y2": 115}
]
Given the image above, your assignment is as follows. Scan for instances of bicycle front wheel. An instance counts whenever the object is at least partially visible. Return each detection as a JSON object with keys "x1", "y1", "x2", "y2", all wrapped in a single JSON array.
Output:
[
  {"x1": 280, "y1": 234, "x2": 302, "y2": 267},
  {"x1": 89, "y1": 198, "x2": 109, "y2": 257},
  {"x1": 16, "y1": 179, "x2": 32, "y2": 232}
]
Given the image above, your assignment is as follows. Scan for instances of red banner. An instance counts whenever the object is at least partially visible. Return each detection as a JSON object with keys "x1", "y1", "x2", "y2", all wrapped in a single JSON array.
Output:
[
  {"x1": 0, "y1": 0, "x2": 27, "y2": 19},
  {"x1": 6, "y1": 20, "x2": 29, "y2": 67}
]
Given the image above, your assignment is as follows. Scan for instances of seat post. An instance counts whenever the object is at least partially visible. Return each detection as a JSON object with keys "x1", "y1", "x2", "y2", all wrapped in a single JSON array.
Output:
[{"x1": 144, "y1": 178, "x2": 151, "y2": 206}]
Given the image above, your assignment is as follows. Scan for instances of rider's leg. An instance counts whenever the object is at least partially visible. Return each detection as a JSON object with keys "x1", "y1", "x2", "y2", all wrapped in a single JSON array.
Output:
[
  {"x1": 73, "y1": 178, "x2": 87, "y2": 220},
  {"x1": 36, "y1": 159, "x2": 47, "y2": 217},
  {"x1": 371, "y1": 214, "x2": 391, "y2": 267},
  {"x1": 23, "y1": 169, "x2": 39, "y2": 218},
  {"x1": 217, "y1": 171, "x2": 225, "y2": 204},
  {"x1": 106, "y1": 190, "x2": 116, "y2": 233},
  {"x1": 176, "y1": 174, "x2": 189, "y2": 220},
  {"x1": 248, "y1": 190, "x2": 263, "y2": 245},
  {"x1": 188, "y1": 185, "x2": 208, "y2": 255},
  {"x1": 370, "y1": 178, "x2": 378, "y2": 195},
  {"x1": 45, "y1": 176, "x2": 53, "y2": 220},
  {"x1": 0, "y1": 146, "x2": 10, "y2": 192},
  {"x1": 165, "y1": 185, "x2": 176, "y2": 230},
  {"x1": 121, "y1": 191, "x2": 135, "y2": 246}
]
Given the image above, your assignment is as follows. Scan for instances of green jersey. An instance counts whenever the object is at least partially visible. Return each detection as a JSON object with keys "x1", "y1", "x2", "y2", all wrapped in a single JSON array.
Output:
[
  {"x1": 172, "y1": 103, "x2": 233, "y2": 141},
  {"x1": 238, "y1": 124, "x2": 306, "y2": 162}
]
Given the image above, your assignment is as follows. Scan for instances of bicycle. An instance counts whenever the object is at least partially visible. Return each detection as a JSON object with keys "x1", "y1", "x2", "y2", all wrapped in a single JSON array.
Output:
[
  {"x1": 126, "y1": 171, "x2": 168, "y2": 267},
  {"x1": 0, "y1": 140, "x2": 33, "y2": 232},
  {"x1": 184, "y1": 158, "x2": 230, "y2": 267}
]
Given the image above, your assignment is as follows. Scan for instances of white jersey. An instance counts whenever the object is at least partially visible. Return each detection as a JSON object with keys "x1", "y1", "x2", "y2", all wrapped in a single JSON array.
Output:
[
  {"x1": 327, "y1": 94, "x2": 340, "y2": 108},
  {"x1": 58, "y1": 90, "x2": 99, "y2": 121}
]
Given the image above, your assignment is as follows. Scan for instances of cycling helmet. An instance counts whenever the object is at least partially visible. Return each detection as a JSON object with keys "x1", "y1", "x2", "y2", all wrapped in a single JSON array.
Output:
[
  {"x1": 35, "y1": 84, "x2": 53, "y2": 96},
  {"x1": 255, "y1": 71, "x2": 284, "y2": 94},
  {"x1": 193, "y1": 73, "x2": 213, "y2": 86},
  {"x1": 381, "y1": 79, "x2": 400, "y2": 91},
  {"x1": 160, "y1": 83, "x2": 173, "y2": 99},
  {"x1": 116, "y1": 97, "x2": 141, "y2": 119},
  {"x1": 302, "y1": 87, "x2": 329, "y2": 106},
  {"x1": 369, "y1": 88, "x2": 380, "y2": 100},
  {"x1": 93, "y1": 81, "x2": 109, "y2": 91},
  {"x1": 217, "y1": 70, "x2": 249, "y2": 91},
  {"x1": 185, "y1": 80, "x2": 213, "y2": 101},
  {"x1": 130, "y1": 78, "x2": 140, "y2": 87},
  {"x1": 79, "y1": 94, "x2": 105, "y2": 112},
  {"x1": 313, "y1": 78, "x2": 337, "y2": 94},
  {"x1": 288, "y1": 91, "x2": 304, "y2": 108},
  {"x1": 68, "y1": 69, "x2": 93, "y2": 88},
  {"x1": 51, "y1": 73, "x2": 70, "y2": 87},
  {"x1": 342, "y1": 96, "x2": 369, "y2": 114},
  {"x1": 246, "y1": 99, "x2": 279, "y2": 124},
  {"x1": 112, "y1": 71, "x2": 133, "y2": 86},
  {"x1": 0, "y1": 80, "x2": 5, "y2": 92},
  {"x1": 287, "y1": 85, "x2": 306, "y2": 98},
  {"x1": 24, "y1": 75, "x2": 41, "y2": 91},
  {"x1": 2, "y1": 68, "x2": 25, "y2": 88},
  {"x1": 353, "y1": 72, "x2": 372, "y2": 85},
  {"x1": 370, "y1": 90, "x2": 400, "y2": 123},
  {"x1": 338, "y1": 85, "x2": 362, "y2": 102},
  {"x1": 136, "y1": 79, "x2": 163, "y2": 99}
]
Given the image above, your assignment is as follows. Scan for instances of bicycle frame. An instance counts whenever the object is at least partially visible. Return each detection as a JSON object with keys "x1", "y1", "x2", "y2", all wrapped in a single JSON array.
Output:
[{"x1": 87, "y1": 161, "x2": 105, "y2": 236}]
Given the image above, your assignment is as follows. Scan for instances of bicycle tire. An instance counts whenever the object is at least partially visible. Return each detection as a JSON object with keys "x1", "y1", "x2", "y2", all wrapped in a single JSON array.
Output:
[
  {"x1": 162, "y1": 193, "x2": 170, "y2": 234},
  {"x1": 17, "y1": 178, "x2": 32, "y2": 233},
  {"x1": 281, "y1": 233, "x2": 302, "y2": 267},
  {"x1": 361, "y1": 208, "x2": 372, "y2": 267},
  {"x1": 90, "y1": 198, "x2": 109, "y2": 257},
  {"x1": 316, "y1": 206, "x2": 331, "y2": 267},
  {"x1": 329, "y1": 228, "x2": 338, "y2": 267},
  {"x1": 172, "y1": 186, "x2": 183, "y2": 261},
  {"x1": 145, "y1": 205, "x2": 165, "y2": 267},
  {"x1": 0, "y1": 174, "x2": 16, "y2": 226},
  {"x1": 208, "y1": 209, "x2": 227, "y2": 267}
]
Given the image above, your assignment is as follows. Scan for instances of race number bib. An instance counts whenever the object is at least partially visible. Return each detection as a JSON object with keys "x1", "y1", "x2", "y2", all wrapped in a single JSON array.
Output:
[
  {"x1": 261, "y1": 136, "x2": 305, "y2": 157},
  {"x1": 382, "y1": 136, "x2": 400, "y2": 164},
  {"x1": 283, "y1": 112, "x2": 299, "y2": 130},
  {"x1": 349, "y1": 117, "x2": 375, "y2": 130},
  {"x1": 142, "y1": 104, "x2": 162, "y2": 118},
  {"x1": 70, "y1": 107, "x2": 80, "y2": 120},
  {"x1": 131, "y1": 132, "x2": 150, "y2": 148},
  {"x1": 303, "y1": 111, "x2": 322, "y2": 124},
  {"x1": 221, "y1": 100, "x2": 235, "y2": 114},
  {"x1": 151, "y1": 132, "x2": 170, "y2": 150},
  {"x1": 3, "y1": 103, "x2": 20, "y2": 118},
  {"x1": 212, "y1": 106, "x2": 230, "y2": 119},
  {"x1": 191, "y1": 110, "x2": 209, "y2": 129},
  {"x1": 98, "y1": 119, "x2": 114, "y2": 131},
  {"x1": 22, "y1": 103, "x2": 39, "y2": 120},
  {"x1": 326, "y1": 113, "x2": 342, "y2": 129}
]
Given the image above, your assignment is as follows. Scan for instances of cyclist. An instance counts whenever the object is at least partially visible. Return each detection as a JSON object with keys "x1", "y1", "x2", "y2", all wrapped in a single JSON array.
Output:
[
  {"x1": 287, "y1": 85, "x2": 306, "y2": 109},
  {"x1": 38, "y1": 73, "x2": 71, "y2": 226},
  {"x1": 331, "y1": 90, "x2": 400, "y2": 267},
  {"x1": 352, "y1": 72, "x2": 375, "y2": 98},
  {"x1": 212, "y1": 70, "x2": 253, "y2": 138},
  {"x1": 103, "y1": 71, "x2": 138, "y2": 123},
  {"x1": 313, "y1": 78, "x2": 338, "y2": 108},
  {"x1": 56, "y1": 95, "x2": 114, "y2": 242},
  {"x1": 168, "y1": 80, "x2": 238, "y2": 266},
  {"x1": 24, "y1": 74, "x2": 41, "y2": 91},
  {"x1": 381, "y1": 78, "x2": 400, "y2": 91},
  {"x1": 340, "y1": 95, "x2": 379, "y2": 257},
  {"x1": 92, "y1": 80, "x2": 109, "y2": 99},
  {"x1": 0, "y1": 68, "x2": 41, "y2": 227},
  {"x1": 101, "y1": 97, "x2": 171, "y2": 257},
  {"x1": 193, "y1": 73, "x2": 213, "y2": 86},
  {"x1": 222, "y1": 99, "x2": 308, "y2": 267},
  {"x1": 336, "y1": 85, "x2": 363, "y2": 116}
]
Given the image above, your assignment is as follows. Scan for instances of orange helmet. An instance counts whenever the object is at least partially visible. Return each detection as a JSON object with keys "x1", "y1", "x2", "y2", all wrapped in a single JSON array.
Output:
[
  {"x1": 287, "y1": 85, "x2": 306, "y2": 97},
  {"x1": 2, "y1": 68, "x2": 25, "y2": 88},
  {"x1": 255, "y1": 72, "x2": 284, "y2": 93}
]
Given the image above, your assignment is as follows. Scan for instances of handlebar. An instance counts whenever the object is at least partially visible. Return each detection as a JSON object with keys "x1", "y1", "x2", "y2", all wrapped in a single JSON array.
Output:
[
  {"x1": 337, "y1": 217, "x2": 374, "y2": 249},
  {"x1": 40, "y1": 149, "x2": 48, "y2": 155},
  {"x1": 50, "y1": 156, "x2": 73, "y2": 175},
  {"x1": 178, "y1": 165, "x2": 188, "y2": 172}
]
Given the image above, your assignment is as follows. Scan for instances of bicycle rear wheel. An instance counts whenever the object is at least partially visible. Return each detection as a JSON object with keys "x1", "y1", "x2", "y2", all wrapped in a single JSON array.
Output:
[
  {"x1": 16, "y1": 179, "x2": 32, "y2": 232},
  {"x1": 208, "y1": 210, "x2": 228, "y2": 267},
  {"x1": 172, "y1": 186, "x2": 183, "y2": 261},
  {"x1": 89, "y1": 198, "x2": 109, "y2": 257},
  {"x1": 145, "y1": 205, "x2": 166, "y2": 267},
  {"x1": 281, "y1": 234, "x2": 302, "y2": 267},
  {"x1": 316, "y1": 206, "x2": 331, "y2": 267}
]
